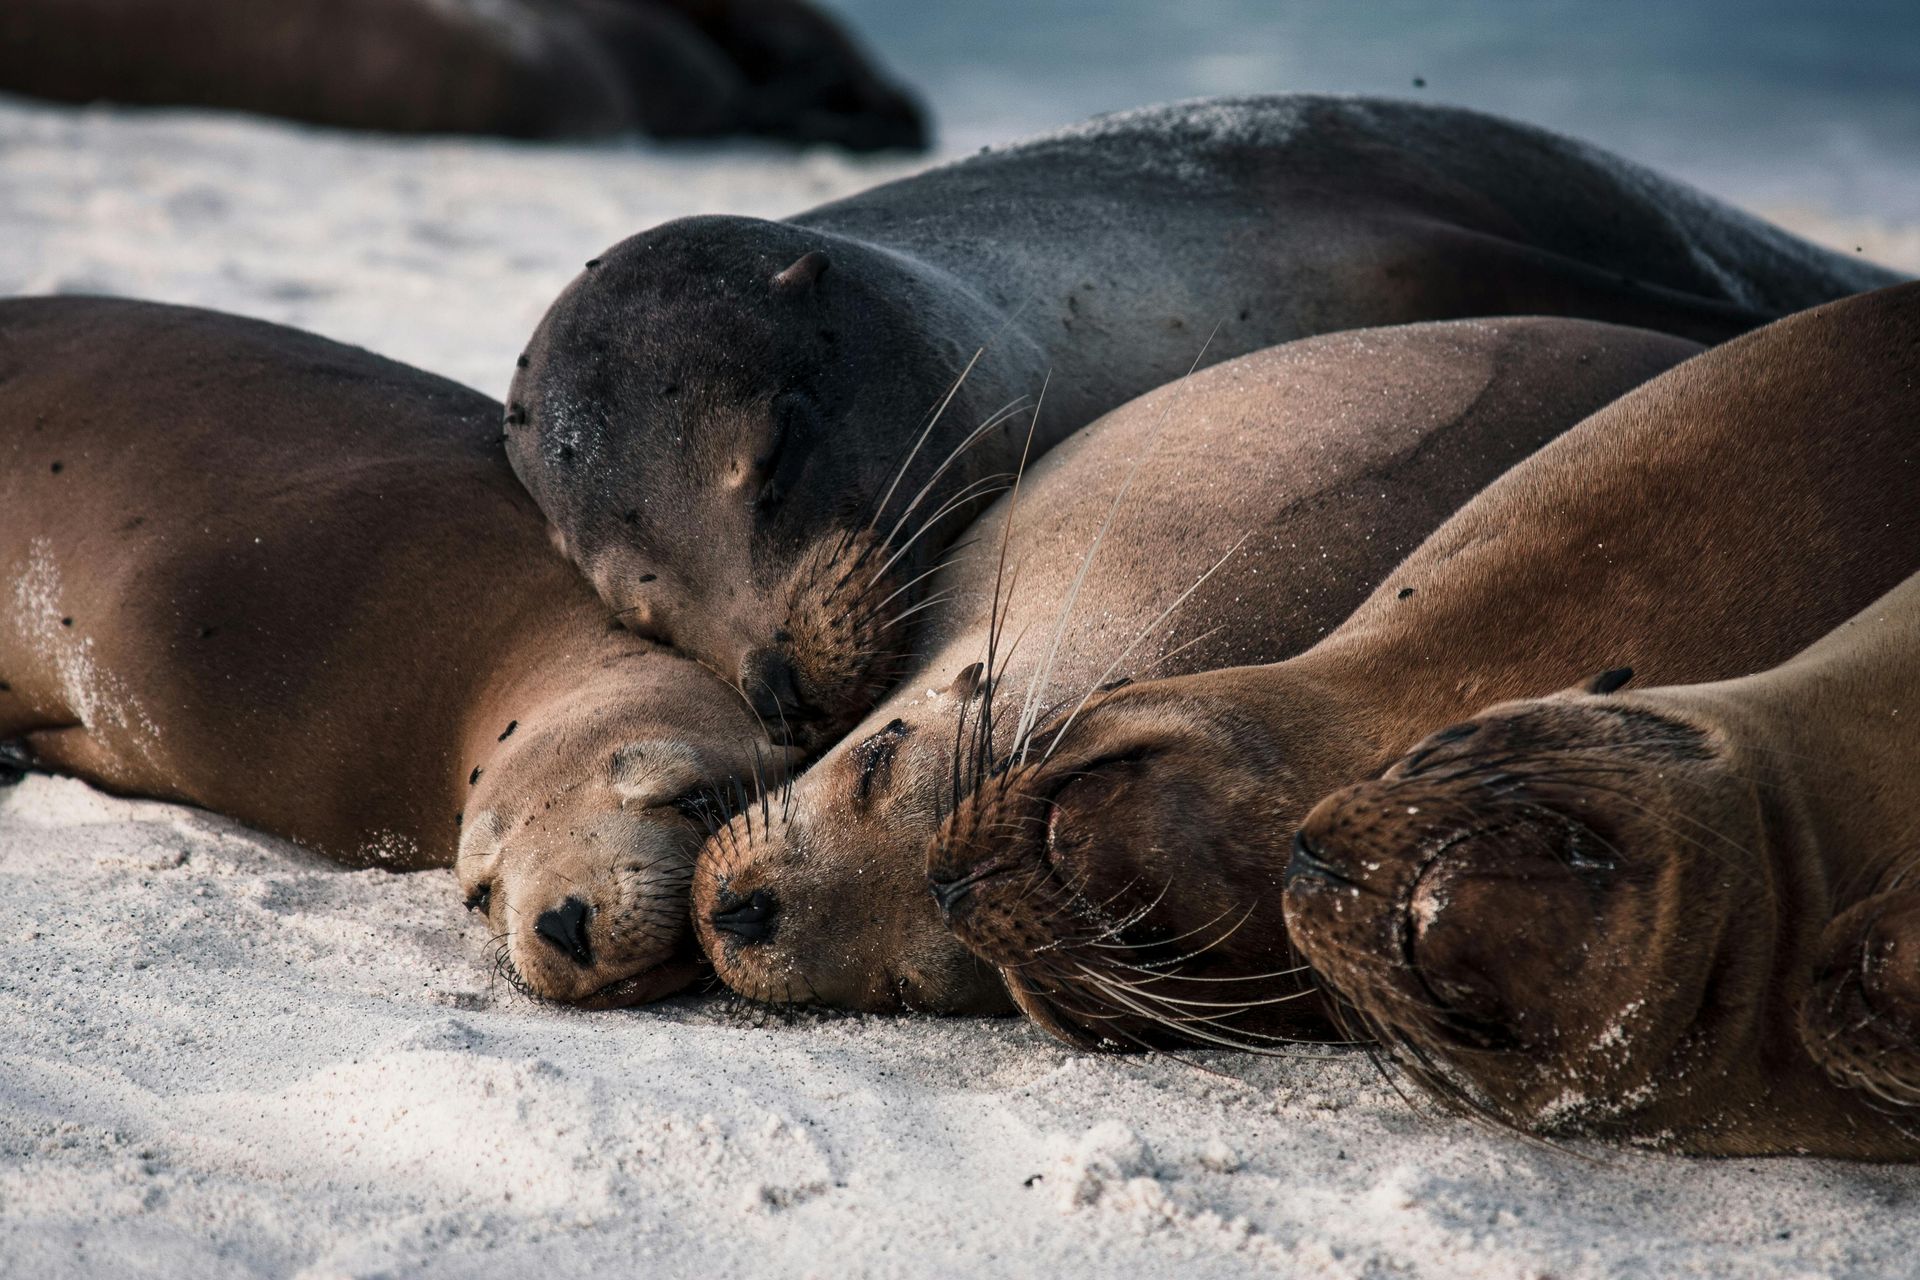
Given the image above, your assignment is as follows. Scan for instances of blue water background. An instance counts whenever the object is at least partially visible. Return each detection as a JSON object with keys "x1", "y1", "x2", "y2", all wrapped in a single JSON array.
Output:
[{"x1": 834, "y1": 0, "x2": 1920, "y2": 220}]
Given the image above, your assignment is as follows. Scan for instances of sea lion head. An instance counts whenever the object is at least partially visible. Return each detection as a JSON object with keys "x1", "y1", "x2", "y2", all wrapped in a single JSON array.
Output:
[
  {"x1": 456, "y1": 659, "x2": 792, "y2": 1009},
  {"x1": 925, "y1": 671, "x2": 1334, "y2": 1049},
  {"x1": 1282, "y1": 675, "x2": 1775, "y2": 1138},
  {"x1": 689, "y1": 663, "x2": 1012, "y2": 1014},
  {"x1": 508, "y1": 217, "x2": 989, "y2": 751}
]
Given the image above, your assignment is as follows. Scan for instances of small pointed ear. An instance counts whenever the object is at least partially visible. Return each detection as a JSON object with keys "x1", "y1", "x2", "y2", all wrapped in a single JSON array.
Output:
[
  {"x1": 1097, "y1": 676, "x2": 1133, "y2": 694},
  {"x1": 946, "y1": 662, "x2": 984, "y2": 700},
  {"x1": 772, "y1": 251, "x2": 831, "y2": 293},
  {"x1": 1586, "y1": 666, "x2": 1634, "y2": 695}
]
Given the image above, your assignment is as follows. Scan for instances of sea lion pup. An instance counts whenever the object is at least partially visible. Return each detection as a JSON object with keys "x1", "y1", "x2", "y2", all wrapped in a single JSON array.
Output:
[
  {"x1": 0, "y1": 0, "x2": 926, "y2": 150},
  {"x1": 509, "y1": 94, "x2": 1901, "y2": 749},
  {"x1": 929, "y1": 282, "x2": 1920, "y2": 1051},
  {"x1": 0, "y1": 297, "x2": 783, "y2": 1008},
  {"x1": 687, "y1": 318, "x2": 1702, "y2": 1015},
  {"x1": 1285, "y1": 571, "x2": 1920, "y2": 1160}
]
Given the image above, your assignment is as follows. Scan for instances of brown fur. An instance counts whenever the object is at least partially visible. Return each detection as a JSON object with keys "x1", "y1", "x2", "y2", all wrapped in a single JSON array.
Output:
[
  {"x1": 929, "y1": 283, "x2": 1920, "y2": 1052},
  {"x1": 686, "y1": 318, "x2": 1700, "y2": 1016},
  {"x1": 0, "y1": 298, "x2": 783, "y2": 1006},
  {"x1": 1287, "y1": 571, "x2": 1920, "y2": 1159},
  {"x1": 0, "y1": 0, "x2": 926, "y2": 150}
]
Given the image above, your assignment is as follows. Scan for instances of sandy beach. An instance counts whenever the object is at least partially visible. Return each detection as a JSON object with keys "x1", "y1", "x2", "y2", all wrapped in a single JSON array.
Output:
[{"x1": 2, "y1": 97, "x2": 1918, "y2": 1277}]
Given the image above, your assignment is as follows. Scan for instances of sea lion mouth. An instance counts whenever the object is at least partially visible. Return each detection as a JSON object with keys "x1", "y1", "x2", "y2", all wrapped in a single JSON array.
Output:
[{"x1": 569, "y1": 931, "x2": 711, "y2": 1011}]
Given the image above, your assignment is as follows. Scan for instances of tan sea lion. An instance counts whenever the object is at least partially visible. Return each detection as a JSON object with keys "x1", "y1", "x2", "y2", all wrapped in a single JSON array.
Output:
[
  {"x1": 687, "y1": 317, "x2": 1701, "y2": 1015},
  {"x1": 0, "y1": 297, "x2": 782, "y2": 1007},
  {"x1": 508, "y1": 94, "x2": 1902, "y2": 750},
  {"x1": 0, "y1": 0, "x2": 926, "y2": 150},
  {"x1": 1286, "y1": 570, "x2": 1920, "y2": 1160},
  {"x1": 928, "y1": 282, "x2": 1920, "y2": 1051}
]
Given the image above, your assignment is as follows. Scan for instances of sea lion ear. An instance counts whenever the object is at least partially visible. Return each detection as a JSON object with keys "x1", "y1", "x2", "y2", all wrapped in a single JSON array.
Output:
[
  {"x1": 772, "y1": 251, "x2": 831, "y2": 293},
  {"x1": 946, "y1": 662, "x2": 985, "y2": 700},
  {"x1": 1586, "y1": 666, "x2": 1635, "y2": 695}
]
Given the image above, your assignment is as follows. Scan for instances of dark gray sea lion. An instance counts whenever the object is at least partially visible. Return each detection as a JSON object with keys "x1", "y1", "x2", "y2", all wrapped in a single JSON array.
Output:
[
  {"x1": 0, "y1": 297, "x2": 783, "y2": 1007},
  {"x1": 0, "y1": 0, "x2": 926, "y2": 149},
  {"x1": 929, "y1": 282, "x2": 1920, "y2": 1052},
  {"x1": 508, "y1": 94, "x2": 1902, "y2": 749},
  {"x1": 686, "y1": 317, "x2": 1700, "y2": 1015}
]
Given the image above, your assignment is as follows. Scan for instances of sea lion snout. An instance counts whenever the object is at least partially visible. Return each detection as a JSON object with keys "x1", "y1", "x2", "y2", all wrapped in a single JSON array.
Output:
[
  {"x1": 534, "y1": 897, "x2": 595, "y2": 967},
  {"x1": 1286, "y1": 698, "x2": 1762, "y2": 1132}
]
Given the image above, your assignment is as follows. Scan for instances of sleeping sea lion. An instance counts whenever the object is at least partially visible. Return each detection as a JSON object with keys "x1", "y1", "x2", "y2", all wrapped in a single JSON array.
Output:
[
  {"x1": 0, "y1": 297, "x2": 782, "y2": 1007},
  {"x1": 928, "y1": 282, "x2": 1920, "y2": 1051},
  {"x1": 687, "y1": 317, "x2": 1700, "y2": 1014},
  {"x1": 508, "y1": 93, "x2": 1901, "y2": 749},
  {"x1": 1286, "y1": 570, "x2": 1920, "y2": 1160},
  {"x1": 0, "y1": 0, "x2": 926, "y2": 150}
]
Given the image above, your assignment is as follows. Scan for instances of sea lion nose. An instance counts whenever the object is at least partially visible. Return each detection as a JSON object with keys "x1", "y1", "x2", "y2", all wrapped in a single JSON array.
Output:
[
  {"x1": 710, "y1": 889, "x2": 778, "y2": 943},
  {"x1": 1284, "y1": 829, "x2": 1363, "y2": 889},
  {"x1": 533, "y1": 897, "x2": 594, "y2": 967},
  {"x1": 739, "y1": 647, "x2": 803, "y2": 722}
]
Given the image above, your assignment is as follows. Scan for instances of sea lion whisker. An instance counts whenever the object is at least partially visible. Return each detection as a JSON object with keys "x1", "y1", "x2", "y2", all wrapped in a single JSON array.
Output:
[
  {"x1": 1010, "y1": 325, "x2": 1223, "y2": 759},
  {"x1": 871, "y1": 397, "x2": 1032, "y2": 565},
  {"x1": 1037, "y1": 531, "x2": 1250, "y2": 766},
  {"x1": 862, "y1": 347, "x2": 987, "y2": 537}
]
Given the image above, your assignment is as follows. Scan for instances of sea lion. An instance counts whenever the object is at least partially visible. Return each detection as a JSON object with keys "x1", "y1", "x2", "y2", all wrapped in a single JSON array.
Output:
[
  {"x1": 928, "y1": 282, "x2": 1920, "y2": 1051},
  {"x1": 1285, "y1": 570, "x2": 1920, "y2": 1160},
  {"x1": 0, "y1": 297, "x2": 782, "y2": 1007},
  {"x1": 0, "y1": 0, "x2": 926, "y2": 150},
  {"x1": 686, "y1": 318, "x2": 1702, "y2": 1015},
  {"x1": 508, "y1": 93, "x2": 1901, "y2": 750}
]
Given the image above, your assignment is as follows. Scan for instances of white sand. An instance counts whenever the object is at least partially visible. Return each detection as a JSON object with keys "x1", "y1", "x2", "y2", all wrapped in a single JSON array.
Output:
[{"x1": 2, "y1": 99, "x2": 1917, "y2": 1278}]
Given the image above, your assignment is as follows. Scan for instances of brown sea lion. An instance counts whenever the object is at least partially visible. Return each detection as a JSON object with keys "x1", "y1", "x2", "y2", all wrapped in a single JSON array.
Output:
[
  {"x1": 685, "y1": 318, "x2": 1701, "y2": 1016},
  {"x1": 0, "y1": 297, "x2": 782, "y2": 1007},
  {"x1": 0, "y1": 0, "x2": 926, "y2": 150},
  {"x1": 508, "y1": 93, "x2": 1902, "y2": 750},
  {"x1": 1286, "y1": 570, "x2": 1920, "y2": 1160},
  {"x1": 928, "y1": 282, "x2": 1920, "y2": 1052}
]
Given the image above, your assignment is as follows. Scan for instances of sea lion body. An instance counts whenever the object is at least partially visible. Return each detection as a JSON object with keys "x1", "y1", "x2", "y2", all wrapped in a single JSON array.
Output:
[
  {"x1": 687, "y1": 317, "x2": 1701, "y2": 1014},
  {"x1": 0, "y1": 297, "x2": 778, "y2": 1006},
  {"x1": 1287, "y1": 570, "x2": 1920, "y2": 1159},
  {"x1": 0, "y1": 0, "x2": 926, "y2": 149},
  {"x1": 929, "y1": 283, "x2": 1920, "y2": 1051},
  {"x1": 510, "y1": 94, "x2": 1902, "y2": 748}
]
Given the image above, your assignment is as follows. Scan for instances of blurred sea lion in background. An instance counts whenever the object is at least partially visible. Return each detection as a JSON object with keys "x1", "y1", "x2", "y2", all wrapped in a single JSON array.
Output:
[
  {"x1": 0, "y1": 297, "x2": 785, "y2": 1007},
  {"x1": 508, "y1": 94, "x2": 1902, "y2": 752},
  {"x1": 0, "y1": 0, "x2": 927, "y2": 150}
]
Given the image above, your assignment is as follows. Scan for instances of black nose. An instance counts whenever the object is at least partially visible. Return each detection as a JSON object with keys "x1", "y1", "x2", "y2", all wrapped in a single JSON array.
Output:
[
  {"x1": 534, "y1": 897, "x2": 594, "y2": 967},
  {"x1": 1284, "y1": 830, "x2": 1361, "y2": 889},
  {"x1": 710, "y1": 889, "x2": 778, "y2": 944},
  {"x1": 928, "y1": 869, "x2": 986, "y2": 918},
  {"x1": 739, "y1": 647, "x2": 804, "y2": 723}
]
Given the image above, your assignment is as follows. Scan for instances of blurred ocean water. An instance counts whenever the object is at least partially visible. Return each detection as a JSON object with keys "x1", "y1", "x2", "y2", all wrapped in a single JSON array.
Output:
[{"x1": 837, "y1": 0, "x2": 1920, "y2": 221}]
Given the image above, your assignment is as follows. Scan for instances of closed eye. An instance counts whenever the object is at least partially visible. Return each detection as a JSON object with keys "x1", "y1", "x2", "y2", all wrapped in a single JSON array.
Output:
[
  {"x1": 850, "y1": 718, "x2": 910, "y2": 804},
  {"x1": 756, "y1": 391, "x2": 820, "y2": 513}
]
